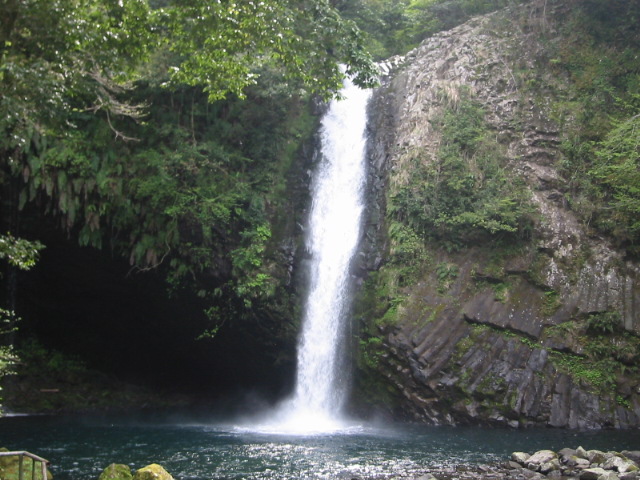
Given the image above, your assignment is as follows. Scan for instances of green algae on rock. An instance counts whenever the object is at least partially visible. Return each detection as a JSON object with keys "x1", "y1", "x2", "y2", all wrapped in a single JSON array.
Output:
[
  {"x1": 133, "y1": 464, "x2": 174, "y2": 480},
  {"x1": 98, "y1": 464, "x2": 133, "y2": 480}
]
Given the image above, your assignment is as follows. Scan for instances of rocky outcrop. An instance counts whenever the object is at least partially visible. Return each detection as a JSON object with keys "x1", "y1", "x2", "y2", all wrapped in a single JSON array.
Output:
[
  {"x1": 508, "y1": 447, "x2": 640, "y2": 480},
  {"x1": 360, "y1": 2, "x2": 640, "y2": 428}
]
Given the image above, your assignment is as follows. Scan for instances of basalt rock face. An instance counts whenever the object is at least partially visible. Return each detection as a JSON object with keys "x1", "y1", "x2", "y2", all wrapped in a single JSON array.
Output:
[{"x1": 360, "y1": 3, "x2": 640, "y2": 428}]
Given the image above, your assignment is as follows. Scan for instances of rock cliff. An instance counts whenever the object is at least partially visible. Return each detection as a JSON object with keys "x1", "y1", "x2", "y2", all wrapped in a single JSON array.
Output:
[{"x1": 358, "y1": 1, "x2": 640, "y2": 428}]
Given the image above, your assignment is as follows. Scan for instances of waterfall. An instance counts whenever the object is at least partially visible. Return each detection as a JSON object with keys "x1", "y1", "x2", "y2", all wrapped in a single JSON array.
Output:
[
  {"x1": 287, "y1": 76, "x2": 371, "y2": 431},
  {"x1": 245, "y1": 75, "x2": 371, "y2": 435}
]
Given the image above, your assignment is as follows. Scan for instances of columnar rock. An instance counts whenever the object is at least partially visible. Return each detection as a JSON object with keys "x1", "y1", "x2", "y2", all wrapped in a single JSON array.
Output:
[{"x1": 361, "y1": 0, "x2": 640, "y2": 428}]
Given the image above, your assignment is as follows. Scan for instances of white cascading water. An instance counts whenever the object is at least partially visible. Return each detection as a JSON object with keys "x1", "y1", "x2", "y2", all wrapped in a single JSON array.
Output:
[
  {"x1": 244, "y1": 75, "x2": 371, "y2": 435},
  {"x1": 287, "y1": 76, "x2": 371, "y2": 432}
]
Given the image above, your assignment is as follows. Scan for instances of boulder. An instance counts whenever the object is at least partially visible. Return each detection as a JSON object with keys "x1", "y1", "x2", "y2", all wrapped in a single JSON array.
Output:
[
  {"x1": 622, "y1": 452, "x2": 640, "y2": 465},
  {"x1": 587, "y1": 450, "x2": 608, "y2": 464},
  {"x1": 580, "y1": 468, "x2": 610, "y2": 480},
  {"x1": 522, "y1": 470, "x2": 547, "y2": 479},
  {"x1": 620, "y1": 473, "x2": 640, "y2": 480},
  {"x1": 559, "y1": 448, "x2": 578, "y2": 462},
  {"x1": 512, "y1": 452, "x2": 532, "y2": 464},
  {"x1": 133, "y1": 464, "x2": 173, "y2": 480},
  {"x1": 540, "y1": 459, "x2": 561, "y2": 474},
  {"x1": 576, "y1": 447, "x2": 590, "y2": 460},
  {"x1": 597, "y1": 472, "x2": 620, "y2": 480},
  {"x1": 527, "y1": 450, "x2": 558, "y2": 470},
  {"x1": 99, "y1": 464, "x2": 133, "y2": 480},
  {"x1": 576, "y1": 458, "x2": 594, "y2": 469},
  {"x1": 603, "y1": 456, "x2": 639, "y2": 474}
]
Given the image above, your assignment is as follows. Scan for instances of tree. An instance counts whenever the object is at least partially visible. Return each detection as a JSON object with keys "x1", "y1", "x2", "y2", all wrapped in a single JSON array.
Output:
[
  {"x1": 159, "y1": 0, "x2": 378, "y2": 101},
  {"x1": 0, "y1": 0, "x2": 376, "y2": 260},
  {"x1": 0, "y1": 0, "x2": 378, "y2": 337},
  {"x1": 0, "y1": 233, "x2": 44, "y2": 405}
]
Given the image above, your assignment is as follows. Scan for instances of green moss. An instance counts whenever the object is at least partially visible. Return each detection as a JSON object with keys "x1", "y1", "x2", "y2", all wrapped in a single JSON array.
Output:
[
  {"x1": 542, "y1": 290, "x2": 561, "y2": 317},
  {"x1": 586, "y1": 311, "x2": 621, "y2": 334},
  {"x1": 387, "y1": 89, "x2": 535, "y2": 248},
  {"x1": 435, "y1": 262, "x2": 458, "y2": 294},
  {"x1": 549, "y1": 351, "x2": 617, "y2": 392},
  {"x1": 134, "y1": 465, "x2": 173, "y2": 480},
  {"x1": 99, "y1": 464, "x2": 133, "y2": 480},
  {"x1": 358, "y1": 337, "x2": 384, "y2": 369},
  {"x1": 452, "y1": 333, "x2": 475, "y2": 365}
]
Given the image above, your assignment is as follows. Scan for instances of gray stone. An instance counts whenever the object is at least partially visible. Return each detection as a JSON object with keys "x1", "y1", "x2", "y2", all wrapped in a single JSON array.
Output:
[
  {"x1": 581, "y1": 468, "x2": 610, "y2": 480},
  {"x1": 597, "y1": 472, "x2": 620, "y2": 480},
  {"x1": 603, "y1": 456, "x2": 640, "y2": 474},
  {"x1": 528, "y1": 450, "x2": 558, "y2": 466},
  {"x1": 587, "y1": 450, "x2": 607, "y2": 464},
  {"x1": 622, "y1": 452, "x2": 640, "y2": 465},
  {"x1": 522, "y1": 470, "x2": 546, "y2": 479},
  {"x1": 512, "y1": 452, "x2": 531, "y2": 465},
  {"x1": 576, "y1": 459, "x2": 593, "y2": 469},
  {"x1": 540, "y1": 459, "x2": 561, "y2": 474},
  {"x1": 620, "y1": 473, "x2": 640, "y2": 480},
  {"x1": 576, "y1": 447, "x2": 590, "y2": 460},
  {"x1": 560, "y1": 448, "x2": 579, "y2": 461}
]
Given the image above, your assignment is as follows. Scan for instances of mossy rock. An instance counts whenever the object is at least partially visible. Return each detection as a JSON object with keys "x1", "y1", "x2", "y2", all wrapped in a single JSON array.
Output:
[
  {"x1": 98, "y1": 464, "x2": 133, "y2": 480},
  {"x1": 133, "y1": 464, "x2": 173, "y2": 480},
  {"x1": 0, "y1": 448, "x2": 53, "y2": 480}
]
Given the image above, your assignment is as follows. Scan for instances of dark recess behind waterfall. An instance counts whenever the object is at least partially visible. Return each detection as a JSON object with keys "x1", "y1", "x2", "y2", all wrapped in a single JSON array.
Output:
[{"x1": 12, "y1": 220, "x2": 296, "y2": 400}]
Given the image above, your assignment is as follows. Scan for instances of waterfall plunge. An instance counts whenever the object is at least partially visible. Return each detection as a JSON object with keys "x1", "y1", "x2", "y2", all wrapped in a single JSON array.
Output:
[
  {"x1": 286, "y1": 76, "x2": 371, "y2": 432},
  {"x1": 244, "y1": 76, "x2": 371, "y2": 435}
]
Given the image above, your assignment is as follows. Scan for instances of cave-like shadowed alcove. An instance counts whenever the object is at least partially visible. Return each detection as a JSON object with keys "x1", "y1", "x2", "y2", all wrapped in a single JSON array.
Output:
[{"x1": 12, "y1": 222, "x2": 295, "y2": 401}]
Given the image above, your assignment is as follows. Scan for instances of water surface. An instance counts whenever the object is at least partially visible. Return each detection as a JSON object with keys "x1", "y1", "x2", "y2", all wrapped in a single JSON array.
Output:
[{"x1": 1, "y1": 413, "x2": 638, "y2": 480}]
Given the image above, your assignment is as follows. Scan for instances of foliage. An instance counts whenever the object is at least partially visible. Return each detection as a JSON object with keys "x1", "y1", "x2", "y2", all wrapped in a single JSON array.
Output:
[
  {"x1": 388, "y1": 90, "x2": 534, "y2": 248},
  {"x1": 0, "y1": 234, "x2": 44, "y2": 271},
  {"x1": 541, "y1": 290, "x2": 560, "y2": 317},
  {"x1": 0, "y1": 0, "x2": 380, "y2": 344},
  {"x1": 543, "y1": 0, "x2": 640, "y2": 253},
  {"x1": 589, "y1": 112, "x2": 640, "y2": 248},
  {"x1": 358, "y1": 336, "x2": 384, "y2": 369},
  {"x1": 544, "y1": 311, "x2": 639, "y2": 395},
  {"x1": 339, "y1": 0, "x2": 523, "y2": 58},
  {"x1": 549, "y1": 351, "x2": 617, "y2": 392},
  {"x1": 586, "y1": 311, "x2": 622, "y2": 335},
  {"x1": 0, "y1": 233, "x2": 44, "y2": 405},
  {"x1": 158, "y1": 0, "x2": 378, "y2": 101}
]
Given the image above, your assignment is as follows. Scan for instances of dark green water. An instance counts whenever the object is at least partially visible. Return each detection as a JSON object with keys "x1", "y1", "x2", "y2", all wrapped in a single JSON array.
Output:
[{"x1": 0, "y1": 413, "x2": 638, "y2": 480}]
